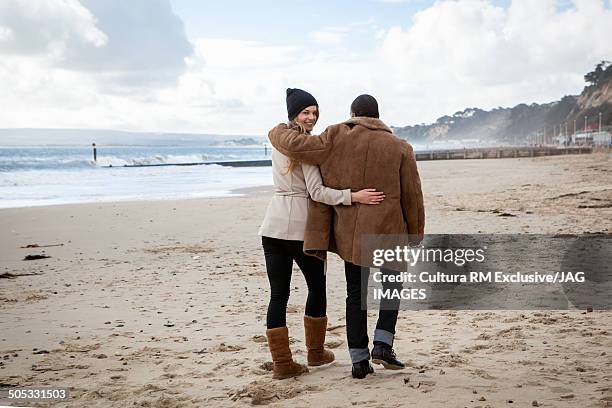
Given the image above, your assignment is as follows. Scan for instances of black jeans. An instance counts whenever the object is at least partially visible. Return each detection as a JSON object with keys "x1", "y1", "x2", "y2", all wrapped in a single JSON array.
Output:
[
  {"x1": 262, "y1": 236, "x2": 326, "y2": 329},
  {"x1": 345, "y1": 261, "x2": 402, "y2": 352}
]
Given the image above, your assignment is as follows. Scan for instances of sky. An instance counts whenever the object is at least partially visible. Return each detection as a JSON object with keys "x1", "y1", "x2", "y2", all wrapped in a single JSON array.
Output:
[{"x1": 0, "y1": 0, "x2": 611, "y2": 136}]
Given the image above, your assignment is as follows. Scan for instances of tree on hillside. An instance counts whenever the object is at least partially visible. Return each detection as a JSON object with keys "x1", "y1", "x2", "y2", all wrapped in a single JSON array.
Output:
[{"x1": 584, "y1": 60, "x2": 611, "y2": 86}]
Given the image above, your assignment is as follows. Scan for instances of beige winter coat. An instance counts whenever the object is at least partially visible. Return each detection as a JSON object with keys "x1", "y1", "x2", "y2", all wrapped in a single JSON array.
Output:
[{"x1": 258, "y1": 147, "x2": 351, "y2": 241}]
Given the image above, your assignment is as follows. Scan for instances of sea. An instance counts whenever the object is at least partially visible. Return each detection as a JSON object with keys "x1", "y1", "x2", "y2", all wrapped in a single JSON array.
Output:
[
  {"x1": 0, "y1": 145, "x2": 273, "y2": 209},
  {"x1": 1, "y1": 136, "x2": 461, "y2": 209}
]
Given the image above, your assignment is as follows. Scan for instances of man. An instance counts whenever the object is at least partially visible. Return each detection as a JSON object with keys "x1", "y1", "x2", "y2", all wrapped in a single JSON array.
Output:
[{"x1": 267, "y1": 94, "x2": 425, "y2": 379}]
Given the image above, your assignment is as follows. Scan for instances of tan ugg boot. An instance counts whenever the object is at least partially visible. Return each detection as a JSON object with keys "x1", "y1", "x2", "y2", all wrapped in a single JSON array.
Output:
[
  {"x1": 304, "y1": 316, "x2": 335, "y2": 366},
  {"x1": 266, "y1": 327, "x2": 309, "y2": 380}
]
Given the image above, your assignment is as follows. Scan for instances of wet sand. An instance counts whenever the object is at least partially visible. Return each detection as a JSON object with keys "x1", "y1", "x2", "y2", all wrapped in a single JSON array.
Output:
[{"x1": 0, "y1": 152, "x2": 611, "y2": 407}]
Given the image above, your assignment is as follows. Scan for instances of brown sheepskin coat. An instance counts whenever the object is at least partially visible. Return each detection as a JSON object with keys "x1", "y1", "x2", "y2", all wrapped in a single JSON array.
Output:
[{"x1": 268, "y1": 117, "x2": 425, "y2": 266}]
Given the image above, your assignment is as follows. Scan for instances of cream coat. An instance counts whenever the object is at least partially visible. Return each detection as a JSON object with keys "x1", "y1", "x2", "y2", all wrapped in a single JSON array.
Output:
[{"x1": 258, "y1": 147, "x2": 351, "y2": 241}]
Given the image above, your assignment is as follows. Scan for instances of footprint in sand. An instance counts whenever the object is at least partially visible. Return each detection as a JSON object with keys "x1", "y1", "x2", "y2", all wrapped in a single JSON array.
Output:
[
  {"x1": 496, "y1": 326, "x2": 525, "y2": 338},
  {"x1": 286, "y1": 305, "x2": 302, "y2": 314},
  {"x1": 469, "y1": 368, "x2": 497, "y2": 380},
  {"x1": 229, "y1": 380, "x2": 321, "y2": 405},
  {"x1": 405, "y1": 379, "x2": 436, "y2": 394},
  {"x1": 324, "y1": 339, "x2": 344, "y2": 349},
  {"x1": 258, "y1": 361, "x2": 273, "y2": 371},
  {"x1": 326, "y1": 324, "x2": 346, "y2": 332},
  {"x1": 213, "y1": 358, "x2": 245, "y2": 371},
  {"x1": 209, "y1": 343, "x2": 246, "y2": 352}
]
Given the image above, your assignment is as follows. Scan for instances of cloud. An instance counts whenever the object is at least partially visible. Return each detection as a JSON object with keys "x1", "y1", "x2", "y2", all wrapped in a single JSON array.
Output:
[
  {"x1": 0, "y1": 26, "x2": 13, "y2": 41},
  {"x1": 378, "y1": 0, "x2": 612, "y2": 124},
  {"x1": 0, "y1": 0, "x2": 193, "y2": 88},
  {"x1": 1, "y1": 0, "x2": 611, "y2": 135},
  {"x1": 67, "y1": 0, "x2": 193, "y2": 85},
  {"x1": 192, "y1": 38, "x2": 298, "y2": 70},
  {"x1": 0, "y1": 0, "x2": 108, "y2": 56},
  {"x1": 310, "y1": 21, "x2": 379, "y2": 46},
  {"x1": 310, "y1": 27, "x2": 349, "y2": 45}
]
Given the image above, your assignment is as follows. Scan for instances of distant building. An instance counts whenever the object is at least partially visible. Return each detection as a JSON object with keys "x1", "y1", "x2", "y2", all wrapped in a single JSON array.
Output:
[
  {"x1": 553, "y1": 134, "x2": 570, "y2": 145},
  {"x1": 593, "y1": 130, "x2": 612, "y2": 146},
  {"x1": 572, "y1": 130, "x2": 612, "y2": 145},
  {"x1": 572, "y1": 131, "x2": 592, "y2": 145}
]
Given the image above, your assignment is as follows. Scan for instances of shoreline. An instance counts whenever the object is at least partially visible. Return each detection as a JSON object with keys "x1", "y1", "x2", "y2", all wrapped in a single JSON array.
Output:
[
  {"x1": 1, "y1": 151, "x2": 608, "y2": 211},
  {"x1": 0, "y1": 184, "x2": 276, "y2": 211}
]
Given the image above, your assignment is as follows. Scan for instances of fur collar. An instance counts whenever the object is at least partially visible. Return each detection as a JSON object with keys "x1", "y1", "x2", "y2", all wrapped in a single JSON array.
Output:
[{"x1": 343, "y1": 117, "x2": 392, "y2": 133}]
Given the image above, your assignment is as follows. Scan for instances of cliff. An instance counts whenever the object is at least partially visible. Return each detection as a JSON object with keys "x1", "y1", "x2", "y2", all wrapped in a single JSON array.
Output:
[{"x1": 393, "y1": 61, "x2": 612, "y2": 144}]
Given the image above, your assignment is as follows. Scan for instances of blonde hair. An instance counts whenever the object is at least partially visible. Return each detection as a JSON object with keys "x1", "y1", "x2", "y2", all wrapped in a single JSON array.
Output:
[{"x1": 282, "y1": 120, "x2": 308, "y2": 175}]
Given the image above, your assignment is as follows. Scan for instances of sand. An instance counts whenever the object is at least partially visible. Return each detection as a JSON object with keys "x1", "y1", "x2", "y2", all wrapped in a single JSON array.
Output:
[{"x1": 0, "y1": 152, "x2": 611, "y2": 407}]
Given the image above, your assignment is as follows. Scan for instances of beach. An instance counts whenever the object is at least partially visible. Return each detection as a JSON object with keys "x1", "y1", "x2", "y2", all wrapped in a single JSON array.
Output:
[{"x1": 1, "y1": 152, "x2": 611, "y2": 407}]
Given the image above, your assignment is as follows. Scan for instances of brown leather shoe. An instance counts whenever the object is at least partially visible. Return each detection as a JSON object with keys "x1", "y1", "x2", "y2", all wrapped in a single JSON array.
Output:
[
  {"x1": 266, "y1": 327, "x2": 309, "y2": 380},
  {"x1": 304, "y1": 316, "x2": 335, "y2": 366}
]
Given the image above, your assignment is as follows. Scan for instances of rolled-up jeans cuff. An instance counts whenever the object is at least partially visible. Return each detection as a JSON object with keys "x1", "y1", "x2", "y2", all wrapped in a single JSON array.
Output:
[
  {"x1": 374, "y1": 329, "x2": 394, "y2": 346},
  {"x1": 349, "y1": 348, "x2": 370, "y2": 364}
]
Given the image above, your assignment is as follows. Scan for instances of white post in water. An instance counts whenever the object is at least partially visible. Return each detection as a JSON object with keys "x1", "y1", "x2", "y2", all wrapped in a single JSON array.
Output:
[{"x1": 92, "y1": 143, "x2": 97, "y2": 162}]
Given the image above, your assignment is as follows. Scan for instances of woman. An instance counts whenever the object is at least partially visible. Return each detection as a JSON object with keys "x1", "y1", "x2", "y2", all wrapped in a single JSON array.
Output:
[{"x1": 258, "y1": 88, "x2": 385, "y2": 379}]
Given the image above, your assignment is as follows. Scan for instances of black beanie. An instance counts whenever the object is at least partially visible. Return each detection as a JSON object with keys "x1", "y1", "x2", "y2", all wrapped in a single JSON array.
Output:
[
  {"x1": 350, "y1": 94, "x2": 379, "y2": 118},
  {"x1": 286, "y1": 88, "x2": 318, "y2": 120}
]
